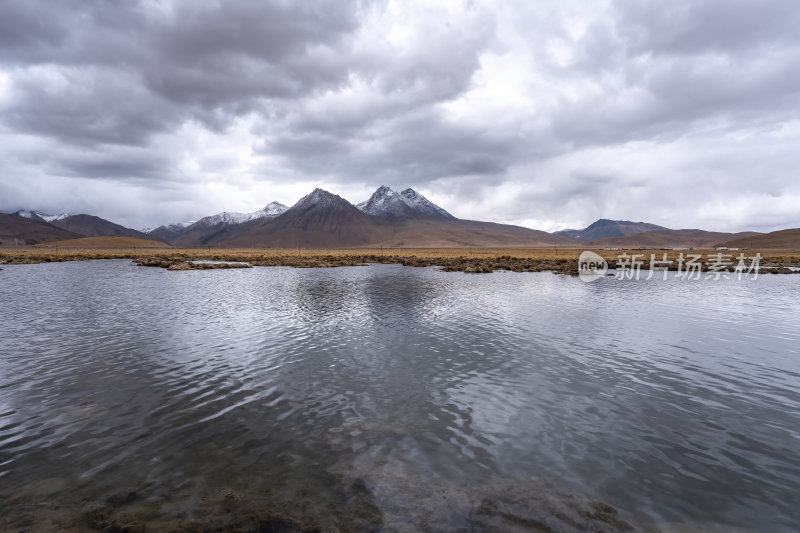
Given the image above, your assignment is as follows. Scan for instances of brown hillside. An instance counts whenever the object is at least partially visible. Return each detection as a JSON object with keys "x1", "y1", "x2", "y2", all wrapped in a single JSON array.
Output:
[
  {"x1": 216, "y1": 189, "x2": 394, "y2": 248},
  {"x1": 716, "y1": 228, "x2": 800, "y2": 250},
  {"x1": 52, "y1": 214, "x2": 152, "y2": 239},
  {"x1": 586, "y1": 229, "x2": 762, "y2": 249},
  {"x1": 377, "y1": 219, "x2": 574, "y2": 248},
  {"x1": 0, "y1": 214, "x2": 81, "y2": 246},
  {"x1": 211, "y1": 189, "x2": 575, "y2": 249},
  {"x1": 36, "y1": 236, "x2": 172, "y2": 248}
]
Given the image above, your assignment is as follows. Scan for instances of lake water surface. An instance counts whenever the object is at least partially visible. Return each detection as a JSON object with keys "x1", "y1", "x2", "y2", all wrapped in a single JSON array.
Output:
[{"x1": 1, "y1": 260, "x2": 799, "y2": 531}]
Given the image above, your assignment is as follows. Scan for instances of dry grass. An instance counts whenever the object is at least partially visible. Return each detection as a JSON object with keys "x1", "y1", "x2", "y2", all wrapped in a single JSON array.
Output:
[
  {"x1": 35, "y1": 236, "x2": 170, "y2": 248},
  {"x1": 2, "y1": 246, "x2": 800, "y2": 273}
]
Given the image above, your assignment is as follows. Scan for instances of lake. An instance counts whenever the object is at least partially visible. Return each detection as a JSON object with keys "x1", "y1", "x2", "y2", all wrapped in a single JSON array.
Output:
[{"x1": 1, "y1": 260, "x2": 799, "y2": 531}]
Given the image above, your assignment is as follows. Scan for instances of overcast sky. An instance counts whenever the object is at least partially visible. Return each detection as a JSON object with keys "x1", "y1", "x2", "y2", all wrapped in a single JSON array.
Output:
[{"x1": 1, "y1": 0, "x2": 799, "y2": 232}]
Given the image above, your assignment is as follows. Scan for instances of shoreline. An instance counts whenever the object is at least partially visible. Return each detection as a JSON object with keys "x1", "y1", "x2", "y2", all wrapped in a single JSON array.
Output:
[{"x1": 2, "y1": 247, "x2": 800, "y2": 274}]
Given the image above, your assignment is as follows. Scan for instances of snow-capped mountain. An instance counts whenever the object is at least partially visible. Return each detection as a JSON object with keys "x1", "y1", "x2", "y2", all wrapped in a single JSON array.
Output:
[
  {"x1": 356, "y1": 186, "x2": 455, "y2": 219},
  {"x1": 144, "y1": 202, "x2": 288, "y2": 243},
  {"x1": 13, "y1": 209, "x2": 71, "y2": 223},
  {"x1": 190, "y1": 202, "x2": 288, "y2": 229},
  {"x1": 356, "y1": 186, "x2": 414, "y2": 218},
  {"x1": 218, "y1": 188, "x2": 376, "y2": 248},
  {"x1": 289, "y1": 189, "x2": 347, "y2": 212},
  {"x1": 144, "y1": 221, "x2": 196, "y2": 243},
  {"x1": 141, "y1": 221, "x2": 194, "y2": 234}
]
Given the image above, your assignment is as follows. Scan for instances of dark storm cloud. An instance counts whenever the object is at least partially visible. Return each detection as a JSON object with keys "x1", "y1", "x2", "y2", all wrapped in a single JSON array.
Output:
[
  {"x1": 51, "y1": 152, "x2": 173, "y2": 183},
  {"x1": 0, "y1": 0, "x2": 364, "y2": 147},
  {"x1": 0, "y1": 0, "x2": 388, "y2": 226},
  {"x1": 264, "y1": 107, "x2": 511, "y2": 183},
  {"x1": 549, "y1": 0, "x2": 800, "y2": 154},
  {"x1": 255, "y1": 5, "x2": 500, "y2": 184}
]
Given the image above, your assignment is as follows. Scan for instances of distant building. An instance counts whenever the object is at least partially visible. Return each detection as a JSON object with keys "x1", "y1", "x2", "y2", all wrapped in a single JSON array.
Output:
[{"x1": 714, "y1": 246, "x2": 739, "y2": 251}]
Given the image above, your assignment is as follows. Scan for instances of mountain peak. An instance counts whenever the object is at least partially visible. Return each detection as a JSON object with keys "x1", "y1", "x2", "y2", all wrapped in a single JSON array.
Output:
[
  {"x1": 262, "y1": 201, "x2": 289, "y2": 216},
  {"x1": 146, "y1": 201, "x2": 287, "y2": 240},
  {"x1": 187, "y1": 202, "x2": 290, "y2": 230},
  {"x1": 355, "y1": 186, "x2": 455, "y2": 219},
  {"x1": 557, "y1": 219, "x2": 669, "y2": 242},
  {"x1": 292, "y1": 188, "x2": 349, "y2": 211},
  {"x1": 13, "y1": 209, "x2": 71, "y2": 223},
  {"x1": 356, "y1": 186, "x2": 411, "y2": 217}
]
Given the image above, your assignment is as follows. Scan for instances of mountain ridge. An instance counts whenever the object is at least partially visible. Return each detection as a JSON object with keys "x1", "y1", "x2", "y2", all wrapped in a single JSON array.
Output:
[
  {"x1": 355, "y1": 186, "x2": 454, "y2": 220},
  {"x1": 0, "y1": 213, "x2": 81, "y2": 246},
  {"x1": 5, "y1": 192, "x2": 799, "y2": 249},
  {"x1": 213, "y1": 187, "x2": 572, "y2": 248},
  {"x1": 586, "y1": 229, "x2": 763, "y2": 249},
  {"x1": 557, "y1": 219, "x2": 669, "y2": 242},
  {"x1": 52, "y1": 214, "x2": 151, "y2": 240}
]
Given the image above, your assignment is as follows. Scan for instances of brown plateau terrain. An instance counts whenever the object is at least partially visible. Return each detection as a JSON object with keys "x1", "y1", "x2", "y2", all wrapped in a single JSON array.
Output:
[
  {"x1": 0, "y1": 213, "x2": 80, "y2": 246},
  {"x1": 717, "y1": 228, "x2": 800, "y2": 250},
  {"x1": 51, "y1": 214, "x2": 153, "y2": 240},
  {"x1": 3, "y1": 247, "x2": 800, "y2": 275},
  {"x1": 586, "y1": 229, "x2": 763, "y2": 249},
  {"x1": 35, "y1": 236, "x2": 172, "y2": 249}
]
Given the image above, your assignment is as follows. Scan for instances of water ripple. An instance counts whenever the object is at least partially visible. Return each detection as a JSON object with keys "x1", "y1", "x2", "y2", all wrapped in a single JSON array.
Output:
[{"x1": 0, "y1": 261, "x2": 799, "y2": 531}]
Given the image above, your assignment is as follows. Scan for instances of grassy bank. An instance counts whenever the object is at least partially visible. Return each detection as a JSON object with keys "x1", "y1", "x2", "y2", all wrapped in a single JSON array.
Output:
[{"x1": 2, "y1": 247, "x2": 800, "y2": 274}]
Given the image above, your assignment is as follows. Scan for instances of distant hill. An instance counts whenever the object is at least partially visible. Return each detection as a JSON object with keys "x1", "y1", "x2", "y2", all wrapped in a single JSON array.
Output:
[
  {"x1": 35, "y1": 236, "x2": 171, "y2": 248},
  {"x1": 0, "y1": 213, "x2": 80, "y2": 246},
  {"x1": 586, "y1": 229, "x2": 762, "y2": 249},
  {"x1": 51, "y1": 214, "x2": 152, "y2": 239},
  {"x1": 557, "y1": 219, "x2": 668, "y2": 242},
  {"x1": 147, "y1": 222, "x2": 194, "y2": 243},
  {"x1": 716, "y1": 228, "x2": 800, "y2": 250},
  {"x1": 376, "y1": 218, "x2": 574, "y2": 248}
]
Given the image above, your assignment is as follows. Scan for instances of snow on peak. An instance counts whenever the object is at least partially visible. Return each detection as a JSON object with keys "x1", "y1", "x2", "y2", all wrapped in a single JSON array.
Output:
[
  {"x1": 355, "y1": 187, "x2": 455, "y2": 219},
  {"x1": 186, "y1": 202, "x2": 289, "y2": 229},
  {"x1": 144, "y1": 221, "x2": 194, "y2": 234},
  {"x1": 13, "y1": 209, "x2": 70, "y2": 222},
  {"x1": 356, "y1": 186, "x2": 411, "y2": 217},
  {"x1": 292, "y1": 188, "x2": 346, "y2": 210},
  {"x1": 262, "y1": 201, "x2": 289, "y2": 217}
]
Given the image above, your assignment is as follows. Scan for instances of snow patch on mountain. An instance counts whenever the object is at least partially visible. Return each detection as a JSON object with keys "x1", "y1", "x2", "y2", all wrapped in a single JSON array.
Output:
[
  {"x1": 356, "y1": 186, "x2": 454, "y2": 219},
  {"x1": 141, "y1": 221, "x2": 194, "y2": 234},
  {"x1": 192, "y1": 202, "x2": 288, "y2": 228},
  {"x1": 13, "y1": 209, "x2": 70, "y2": 222},
  {"x1": 291, "y1": 189, "x2": 347, "y2": 211},
  {"x1": 147, "y1": 202, "x2": 289, "y2": 234},
  {"x1": 356, "y1": 185, "x2": 411, "y2": 217}
]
